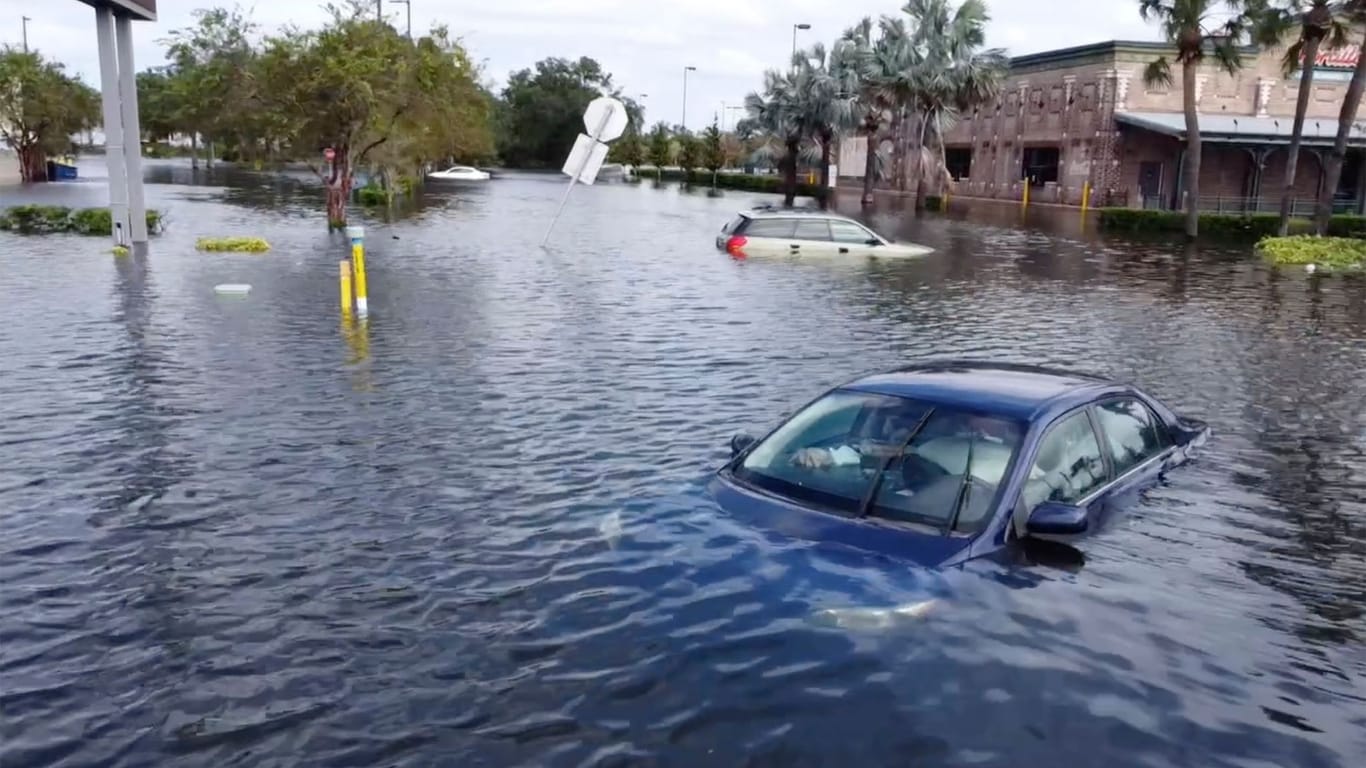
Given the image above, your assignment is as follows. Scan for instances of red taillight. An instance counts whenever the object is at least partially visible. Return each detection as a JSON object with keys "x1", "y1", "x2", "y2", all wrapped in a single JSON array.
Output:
[{"x1": 725, "y1": 235, "x2": 747, "y2": 255}]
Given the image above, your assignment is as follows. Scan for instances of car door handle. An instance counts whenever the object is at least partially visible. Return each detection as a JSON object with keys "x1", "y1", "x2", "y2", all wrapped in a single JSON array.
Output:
[
  {"x1": 789, "y1": 244, "x2": 800, "y2": 250},
  {"x1": 838, "y1": 247, "x2": 849, "y2": 254}
]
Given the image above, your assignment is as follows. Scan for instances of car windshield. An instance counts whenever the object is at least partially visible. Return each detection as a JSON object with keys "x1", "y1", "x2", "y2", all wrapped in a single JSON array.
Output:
[{"x1": 734, "y1": 390, "x2": 1024, "y2": 533}]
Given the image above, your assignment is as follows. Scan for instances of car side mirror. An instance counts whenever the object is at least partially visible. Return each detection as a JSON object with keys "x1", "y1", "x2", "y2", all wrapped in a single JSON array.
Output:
[
  {"x1": 865, "y1": 238, "x2": 881, "y2": 246},
  {"x1": 730, "y1": 432, "x2": 757, "y2": 457},
  {"x1": 1025, "y1": 501, "x2": 1089, "y2": 536}
]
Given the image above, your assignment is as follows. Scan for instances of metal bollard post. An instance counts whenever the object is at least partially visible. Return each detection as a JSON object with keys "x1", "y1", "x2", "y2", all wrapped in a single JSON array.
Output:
[
  {"x1": 346, "y1": 225, "x2": 369, "y2": 317},
  {"x1": 339, "y1": 260, "x2": 353, "y2": 316}
]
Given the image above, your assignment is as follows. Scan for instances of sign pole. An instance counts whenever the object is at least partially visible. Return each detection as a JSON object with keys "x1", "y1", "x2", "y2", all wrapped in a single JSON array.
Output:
[{"x1": 541, "y1": 98, "x2": 626, "y2": 247}]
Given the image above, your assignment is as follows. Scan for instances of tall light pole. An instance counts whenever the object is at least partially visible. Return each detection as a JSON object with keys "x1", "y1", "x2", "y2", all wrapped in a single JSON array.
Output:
[
  {"x1": 681, "y1": 65, "x2": 696, "y2": 132},
  {"x1": 21, "y1": 15, "x2": 30, "y2": 53},
  {"x1": 391, "y1": 0, "x2": 411, "y2": 38},
  {"x1": 792, "y1": 23, "x2": 811, "y2": 57},
  {"x1": 375, "y1": 0, "x2": 382, "y2": 22}
]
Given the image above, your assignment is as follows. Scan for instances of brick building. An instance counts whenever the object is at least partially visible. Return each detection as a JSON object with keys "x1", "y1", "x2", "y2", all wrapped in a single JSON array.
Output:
[{"x1": 837, "y1": 40, "x2": 1366, "y2": 212}]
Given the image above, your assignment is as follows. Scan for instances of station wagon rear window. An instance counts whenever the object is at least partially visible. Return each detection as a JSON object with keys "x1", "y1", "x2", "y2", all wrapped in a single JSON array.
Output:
[
  {"x1": 722, "y1": 215, "x2": 749, "y2": 234},
  {"x1": 743, "y1": 219, "x2": 798, "y2": 238}
]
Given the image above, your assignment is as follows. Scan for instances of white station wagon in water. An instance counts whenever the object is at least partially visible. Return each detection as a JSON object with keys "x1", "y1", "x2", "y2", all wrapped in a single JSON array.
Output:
[
  {"x1": 427, "y1": 165, "x2": 491, "y2": 182},
  {"x1": 717, "y1": 207, "x2": 933, "y2": 259}
]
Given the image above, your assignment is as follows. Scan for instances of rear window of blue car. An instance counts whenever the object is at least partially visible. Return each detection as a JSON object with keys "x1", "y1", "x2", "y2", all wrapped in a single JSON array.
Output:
[{"x1": 734, "y1": 390, "x2": 1024, "y2": 534}]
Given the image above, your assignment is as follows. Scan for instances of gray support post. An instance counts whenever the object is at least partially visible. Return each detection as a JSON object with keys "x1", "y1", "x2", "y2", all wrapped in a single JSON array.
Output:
[
  {"x1": 115, "y1": 14, "x2": 147, "y2": 243},
  {"x1": 95, "y1": 6, "x2": 130, "y2": 244}
]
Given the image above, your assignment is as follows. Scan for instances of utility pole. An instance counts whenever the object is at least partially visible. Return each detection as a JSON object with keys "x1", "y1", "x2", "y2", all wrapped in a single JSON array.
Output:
[
  {"x1": 681, "y1": 65, "x2": 696, "y2": 132},
  {"x1": 375, "y1": 0, "x2": 382, "y2": 22},
  {"x1": 22, "y1": 15, "x2": 30, "y2": 53}
]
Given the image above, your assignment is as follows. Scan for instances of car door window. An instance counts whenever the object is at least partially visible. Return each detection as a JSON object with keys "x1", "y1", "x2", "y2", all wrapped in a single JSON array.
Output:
[
  {"x1": 793, "y1": 219, "x2": 832, "y2": 241},
  {"x1": 1021, "y1": 411, "x2": 1107, "y2": 513},
  {"x1": 830, "y1": 220, "x2": 878, "y2": 244},
  {"x1": 1095, "y1": 399, "x2": 1168, "y2": 476},
  {"x1": 741, "y1": 219, "x2": 796, "y2": 238}
]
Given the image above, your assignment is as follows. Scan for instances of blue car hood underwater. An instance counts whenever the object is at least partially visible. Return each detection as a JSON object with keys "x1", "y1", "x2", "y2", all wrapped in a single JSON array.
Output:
[{"x1": 708, "y1": 473, "x2": 979, "y2": 570}]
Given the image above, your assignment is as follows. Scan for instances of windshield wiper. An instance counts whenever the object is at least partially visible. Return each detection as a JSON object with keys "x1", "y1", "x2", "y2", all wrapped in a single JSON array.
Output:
[
  {"x1": 943, "y1": 433, "x2": 976, "y2": 534},
  {"x1": 856, "y1": 408, "x2": 935, "y2": 518}
]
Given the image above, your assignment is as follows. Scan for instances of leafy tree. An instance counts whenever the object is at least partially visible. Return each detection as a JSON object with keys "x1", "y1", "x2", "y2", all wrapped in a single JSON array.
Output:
[
  {"x1": 0, "y1": 48, "x2": 100, "y2": 182},
  {"x1": 497, "y1": 56, "x2": 616, "y2": 168},
  {"x1": 136, "y1": 68, "x2": 181, "y2": 143},
  {"x1": 647, "y1": 122, "x2": 671, "y2": 179},
  {"x1": 702, "y1": 117, "x2": 725, "y2": 186},
  {"x1": 609, "y1": 126, "x2": 645, "y2": 168},
  {"x1": 163, "y1": 6, "x2": 257, "y2": 168},
  {"x1": 677, "y1": 130, "x2": 701, "y2": 179},
  {"x1": 1139, "y1": 0, "x2": 1267, "y2": 239}
]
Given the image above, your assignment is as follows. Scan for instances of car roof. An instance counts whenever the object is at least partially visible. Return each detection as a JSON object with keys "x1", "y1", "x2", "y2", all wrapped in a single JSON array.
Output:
[
  {"x1": 842, "y1": 360, "x2": 1120, "y2": 422},
  {"x1": 739, "y1": 206, "x2": 864, "y2": 224}
]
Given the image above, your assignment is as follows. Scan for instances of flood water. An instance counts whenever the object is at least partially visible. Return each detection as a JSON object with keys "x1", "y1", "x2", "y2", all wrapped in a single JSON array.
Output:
[{"x1": 2, "y1": 160, "x2": 1364, "y2": 767}]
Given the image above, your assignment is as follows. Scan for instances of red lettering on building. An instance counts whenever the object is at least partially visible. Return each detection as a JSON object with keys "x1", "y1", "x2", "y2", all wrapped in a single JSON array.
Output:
[{"x1": 1312, "y1": 47, "x2": 1360, "y2": 69}]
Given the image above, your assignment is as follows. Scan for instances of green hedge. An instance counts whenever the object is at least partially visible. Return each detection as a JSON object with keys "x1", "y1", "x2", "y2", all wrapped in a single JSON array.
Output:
[
  {"x1": 0, "y1": 205, "x2": 163, "y2": 236},
  {"x1": 647, "y1": 169, "x2": 821, "y2": 197},
  {"x1": 1098, "y1": 208, "x2": 1366, "y2": 239},
  {"x1": 1257, "y1": 235, "x2": 1366, "y2": 268}
]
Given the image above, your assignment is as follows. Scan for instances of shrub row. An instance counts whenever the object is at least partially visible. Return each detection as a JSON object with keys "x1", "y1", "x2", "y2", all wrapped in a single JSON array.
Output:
[
  {"x1": 195, "y1": 237, "x2": 271, "y2": 253},
  {"x1": 1257, "y1": 235, "x2": 1366, "y2": 268},
  {"x1": 1097, "y1": 208, "x2": 1366, "y2": 239},
  {"x1": 645, "y1": 169, "x2": 823, "y2": 198},
  {"x1": 0, "y1": 205, "x2": 164, "y2": 236}
]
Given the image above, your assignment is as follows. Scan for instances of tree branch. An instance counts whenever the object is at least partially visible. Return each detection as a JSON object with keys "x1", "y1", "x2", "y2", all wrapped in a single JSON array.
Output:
[{"x1": 356, "y1": 135, "x2": 387, "y2": 162}]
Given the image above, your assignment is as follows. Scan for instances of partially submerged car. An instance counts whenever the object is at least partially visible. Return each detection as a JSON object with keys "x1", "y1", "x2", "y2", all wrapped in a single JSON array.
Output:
[
  {"x1": 716, "y1": 206, "x2": 933, "y2": 259},
  {"x1": 711, "y1": 361, "x2": 1209, "y2": 569}
]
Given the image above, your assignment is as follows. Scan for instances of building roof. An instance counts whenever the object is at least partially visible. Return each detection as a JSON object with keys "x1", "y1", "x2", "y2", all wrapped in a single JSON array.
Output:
[
  {"x1": 1116, "y1": 111, "x2": 1366, "y2": 146},
  {"x1": 843, "y1": 361, "x2": 1114, "y2": 421},
  {"x1": 1010, "y1": 40, "x2": 1258, "y2": 71}
]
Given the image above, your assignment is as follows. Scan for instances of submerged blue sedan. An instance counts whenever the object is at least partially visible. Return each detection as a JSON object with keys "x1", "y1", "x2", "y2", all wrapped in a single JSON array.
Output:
[{"x1": 711, "y1": 361, "x2": 1209, "y2": 568}]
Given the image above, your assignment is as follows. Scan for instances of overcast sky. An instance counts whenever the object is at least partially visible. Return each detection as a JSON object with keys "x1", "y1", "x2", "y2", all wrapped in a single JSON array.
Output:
[{"x1": 4, "y1": 0, "x2": 1158, "y2": 131}]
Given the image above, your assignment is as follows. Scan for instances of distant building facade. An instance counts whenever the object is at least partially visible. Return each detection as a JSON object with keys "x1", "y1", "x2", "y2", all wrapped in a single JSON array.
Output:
[{"x1": 838, "y1": 40, "x2": 1366, "y2": 212}]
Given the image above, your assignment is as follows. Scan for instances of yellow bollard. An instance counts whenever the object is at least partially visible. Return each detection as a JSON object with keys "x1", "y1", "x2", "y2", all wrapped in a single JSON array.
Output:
[
  {"x1": 346, "y1": 225, "x2": 368, "y2": 317},
  {"x1": 944, "y1": 190, "x2": 951, "y2": 210},
  {"x1": 1081, "y1": 181, "x2": 1091, "y2": 215},
  {"x1": 1021, "y1": 178, "x2": 1030, "y2": 210},
  {"x1": 339, "y1": 260, "x2": 353, "y2": 316}
]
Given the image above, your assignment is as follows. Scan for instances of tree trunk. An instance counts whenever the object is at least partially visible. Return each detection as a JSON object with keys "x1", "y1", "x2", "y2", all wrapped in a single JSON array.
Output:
[
  {"x1": 1315, "y1": 37, "x2": 1366, "y2": 234},
  {"x1": 891, "y1": 110, "x2": 907, "y2": 192},
  {"x1": 1278, "y1": 36, "x2": 1321, "y2": 235},
  {"x1": 783, "y1": 137, "x2": 799, "y2": 207},
  {"x1": 936, "y1": 111, "x2": 949, "y2": 197},
  {"x1": 861, "y1": 123, "x2": 879, "y2": 206},
  {"x1": 206, "y1": 140, "x2": 215, "y2": 169},
  {"x1": 326, "y1": 150, "x2": 353, "y2": 229},
  {"x1": 17, "y1": 145, "x2": 48, "y2": 182},
  {"x1": 190, "y1": 133, "x2": 199, "y2": 170},
  {"x1": 818, "y1": 134, "x2": 832, "y2": 210},
  {"x1": 913, "y1": 113, "x2": 931, "y2": 212},
  {"x1": 1181, "y1": 60, "x2": 1201, "y2": 240}
]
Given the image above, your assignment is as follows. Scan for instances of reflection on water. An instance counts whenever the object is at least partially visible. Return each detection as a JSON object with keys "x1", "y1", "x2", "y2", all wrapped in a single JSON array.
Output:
[{"x1": 0, "y1": 159, "x2": 1363, "y2": 767}]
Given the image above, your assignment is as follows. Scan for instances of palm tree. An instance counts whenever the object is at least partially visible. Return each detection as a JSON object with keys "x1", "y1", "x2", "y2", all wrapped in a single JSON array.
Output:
[
  {"x1": 1314, "y1": 1, "x2": 1366, "y2": 233},
  {"x1": 1138, "y1": 0, "x2": 1266, "y2": 239},
  {"x1": 744, "y1": 69, "x2": 804, "y2": 206},
  {"x1": 795, "y1": 43, "x2": 859, "y2": 208},
  {"x1": 904, "y1": 0, "x2": 1006, "y2": 209},
  {"x1": 1267, "y1": 1, "x2": 1350, "y2": 234},
  {"x1": 837, "y1": 17, "x2": 904, "y2": 205}
]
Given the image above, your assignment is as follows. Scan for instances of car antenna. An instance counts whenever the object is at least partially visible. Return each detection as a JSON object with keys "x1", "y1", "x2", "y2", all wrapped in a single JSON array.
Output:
[
  {"x1": 943, "y1": 433, "x2": 977, "y2": 534},
  {"x1": 856, "y1": 408, "x2": 936, "y2": 519}
]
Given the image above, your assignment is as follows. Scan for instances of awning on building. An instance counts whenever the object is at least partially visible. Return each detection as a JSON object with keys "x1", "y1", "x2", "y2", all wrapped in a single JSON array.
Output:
[{"x1": 1116, "y1": 111, "x2": 1366, "y2": 146}]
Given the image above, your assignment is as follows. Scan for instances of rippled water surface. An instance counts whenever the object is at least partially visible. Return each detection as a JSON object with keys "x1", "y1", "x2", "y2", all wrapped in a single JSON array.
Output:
[{"x1": 2, "y1": 161, "x2": 1365, "y2": 767}]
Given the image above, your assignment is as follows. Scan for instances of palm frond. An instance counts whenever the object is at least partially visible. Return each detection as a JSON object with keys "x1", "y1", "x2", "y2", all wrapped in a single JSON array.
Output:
[{"x1": 1143, "y1": 57, "x2": 1173, "y2": 88}]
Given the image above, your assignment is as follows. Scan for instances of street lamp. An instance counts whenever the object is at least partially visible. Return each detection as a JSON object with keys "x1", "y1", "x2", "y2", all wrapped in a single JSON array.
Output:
[
  {"x1": 681, "y1": 66, "x2": 696, "y2": 131},
  {"x1": 21, "y1": 15, "x2": 30, "y2": 53},
  {"x1": 390, "y1": 0, "x2": 411, "y2": 38},
  {"x1": 792, "y1": 23, "x2": 811, "y2": 57}
]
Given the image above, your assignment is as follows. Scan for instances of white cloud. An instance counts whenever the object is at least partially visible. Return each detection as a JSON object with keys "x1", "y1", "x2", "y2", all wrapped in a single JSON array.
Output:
[{"x1": 1, "y1": 0, "x2": 1162, "y2": 132}]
